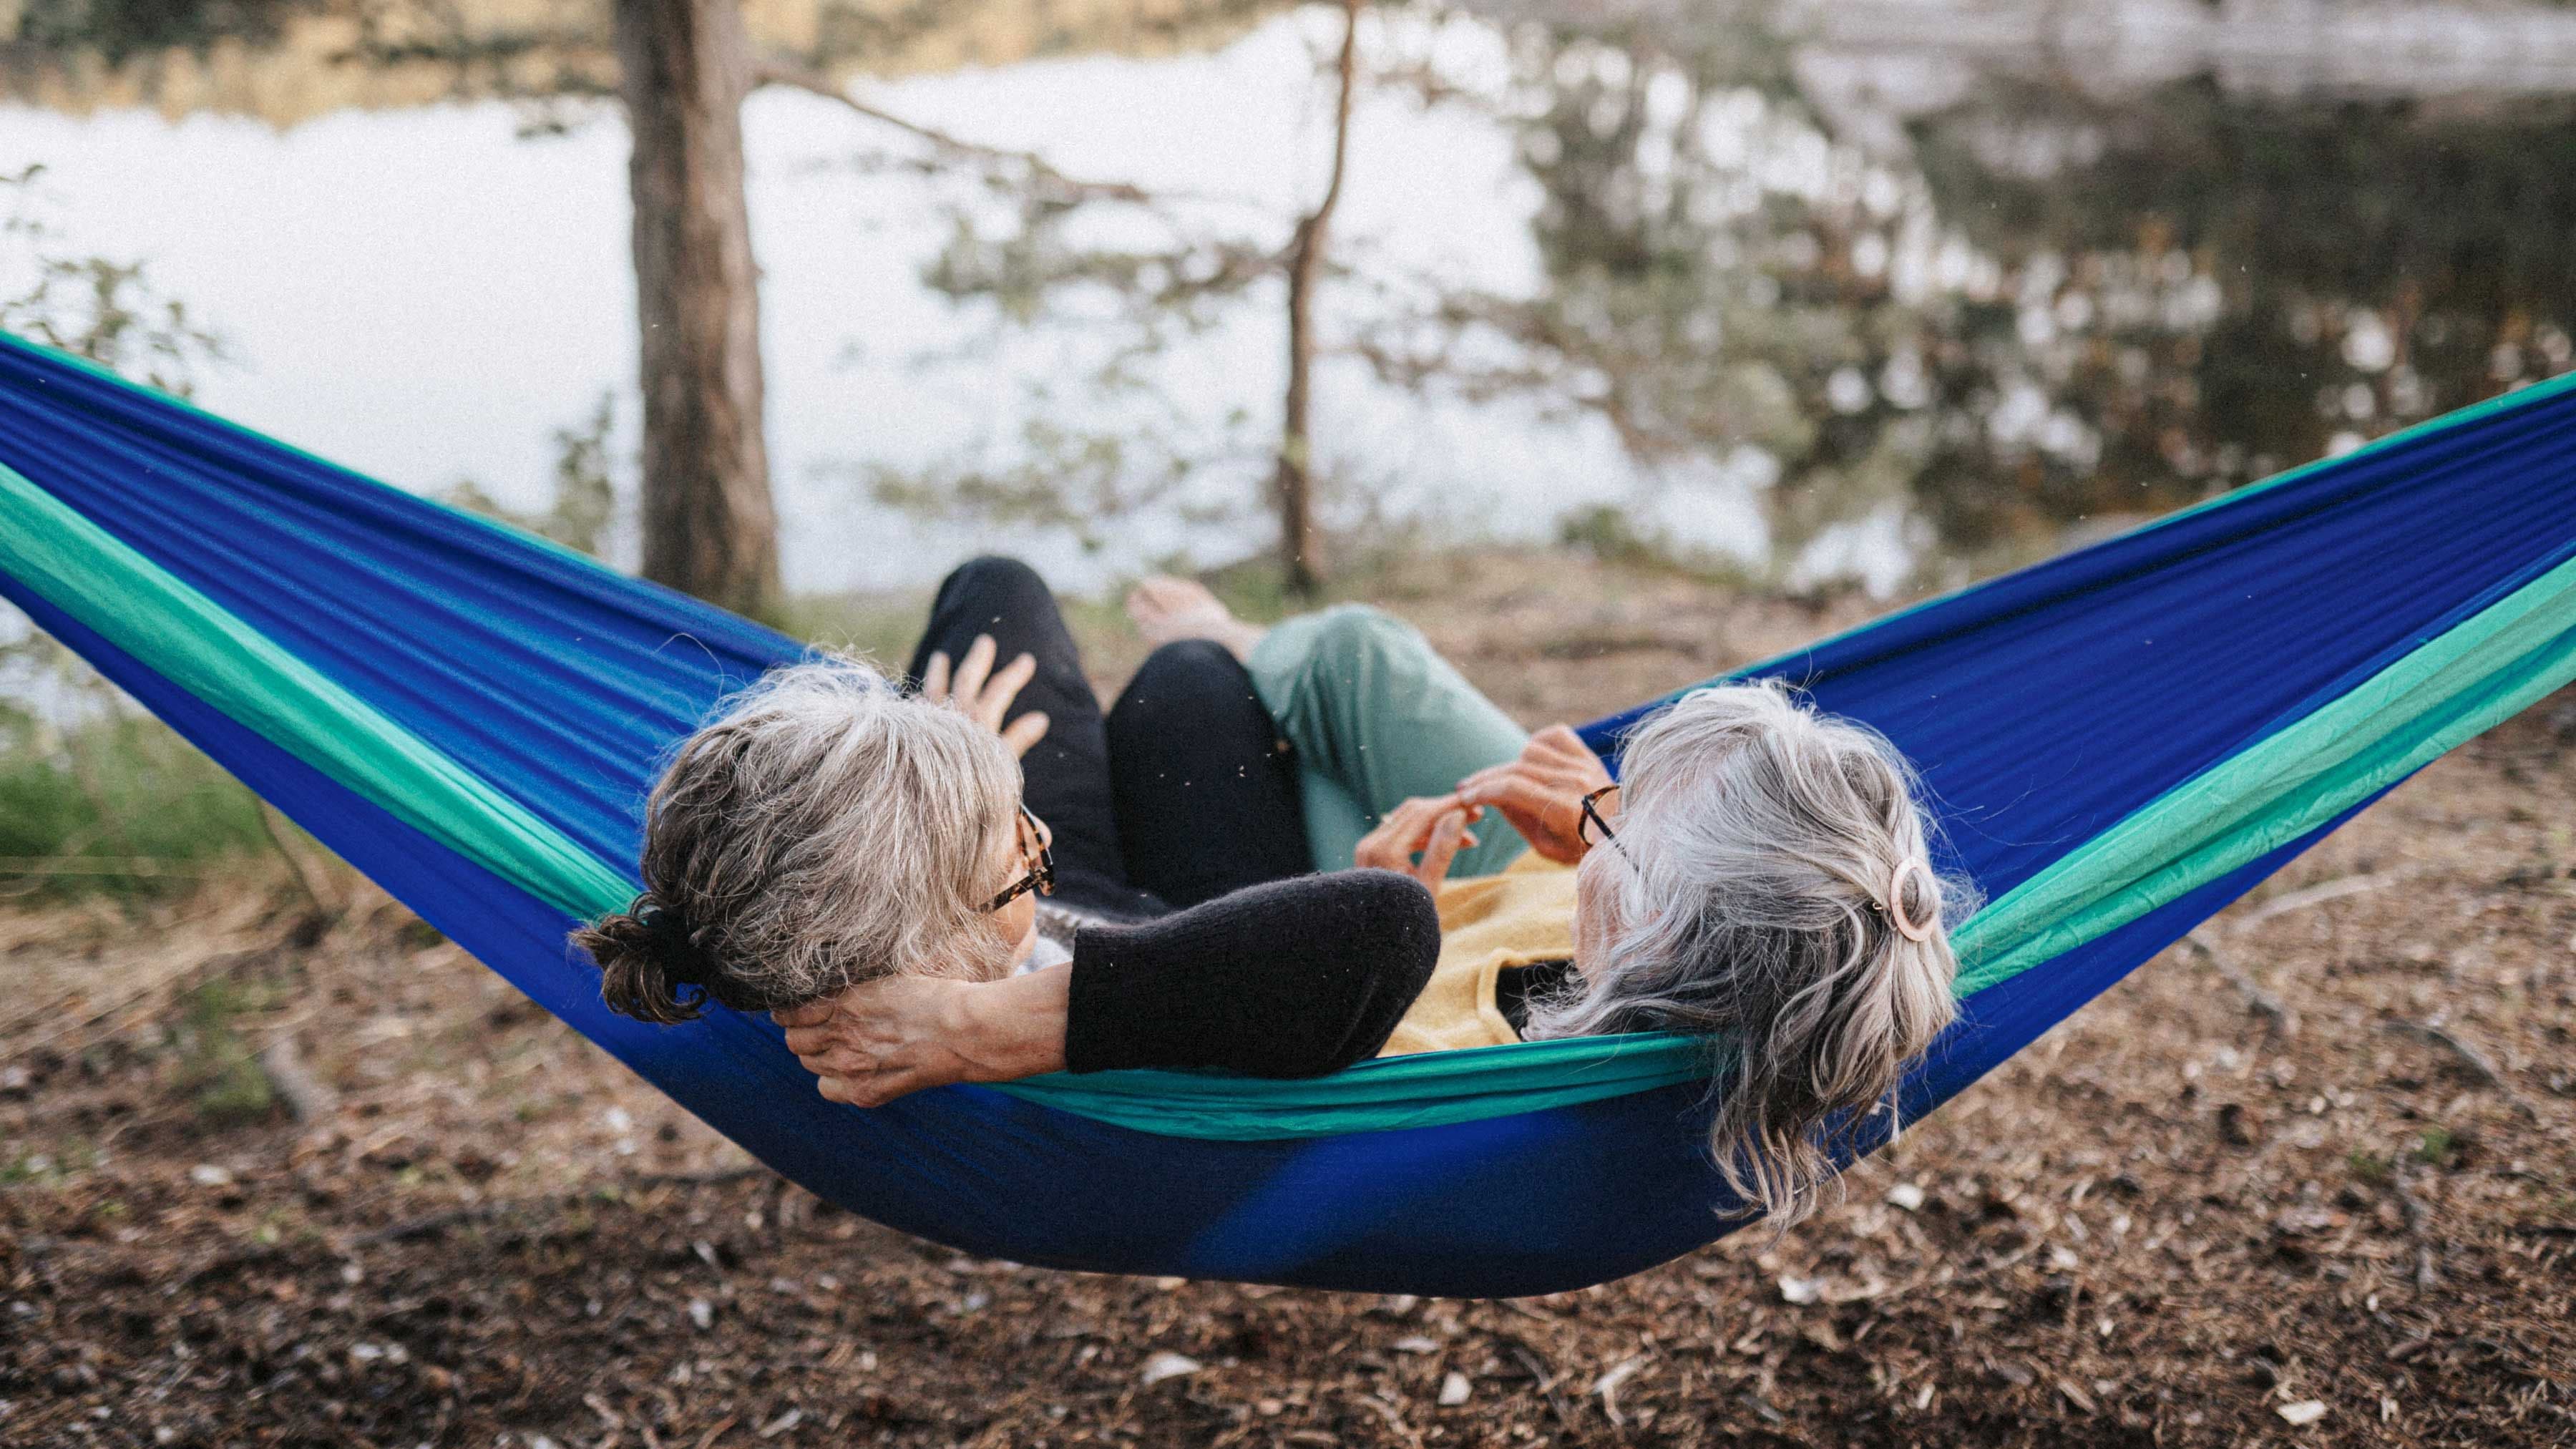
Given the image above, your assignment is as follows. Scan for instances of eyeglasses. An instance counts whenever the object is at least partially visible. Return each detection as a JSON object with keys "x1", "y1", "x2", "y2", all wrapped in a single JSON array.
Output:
[
  {"x1": 1579, "y1": 784, "x2": 1631, "y2": 863},
  {"x1": 984, "y1": 804, "x2": 1055, "y2": 913}
]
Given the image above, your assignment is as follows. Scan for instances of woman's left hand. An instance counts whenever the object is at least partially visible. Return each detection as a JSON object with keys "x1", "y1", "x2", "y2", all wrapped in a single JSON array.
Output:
[
  {"x1": 776, "y1": 967, "x2": 1069, "y2": 1107},
  {"x1": 922, "y1": 633, "x2": 1052, "y2": 758},
  {"x1": 1455, "y1": 725, "x2": 1615, "y2": 864}
]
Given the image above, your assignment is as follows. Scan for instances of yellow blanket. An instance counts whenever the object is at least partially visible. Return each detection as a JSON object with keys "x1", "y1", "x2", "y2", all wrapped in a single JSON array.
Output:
[{"x1": 1377, "y1": 853, "x2": 1577, "y2": 1056}]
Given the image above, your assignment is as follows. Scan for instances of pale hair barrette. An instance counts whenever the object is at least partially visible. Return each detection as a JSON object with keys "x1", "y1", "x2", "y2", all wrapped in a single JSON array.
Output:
[{"x1": 1886, "y1": 859, "x2": 1938, "y2": 943}]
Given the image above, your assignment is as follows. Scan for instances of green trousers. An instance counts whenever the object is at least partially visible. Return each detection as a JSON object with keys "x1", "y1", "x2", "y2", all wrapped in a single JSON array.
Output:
[{"x1": 1245, "y1": 604, "x2": 1534, "y2": 879}]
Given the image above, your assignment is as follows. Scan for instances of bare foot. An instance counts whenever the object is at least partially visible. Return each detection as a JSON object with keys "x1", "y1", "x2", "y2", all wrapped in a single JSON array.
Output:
[{"x1": 1126, "y1": 575, "x2": 1269, "y2": 662}]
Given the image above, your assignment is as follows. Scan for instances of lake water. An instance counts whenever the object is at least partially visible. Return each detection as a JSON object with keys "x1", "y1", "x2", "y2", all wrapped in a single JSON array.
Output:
[{"x1": 4, "y1": 1, "x2": 2573, "y2": 596}]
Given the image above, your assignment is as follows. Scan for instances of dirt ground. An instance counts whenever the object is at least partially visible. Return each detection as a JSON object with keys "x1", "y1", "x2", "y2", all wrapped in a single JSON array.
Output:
[{"x1": 3, "y1": 554, "x2": 2572, "y2": 1448}]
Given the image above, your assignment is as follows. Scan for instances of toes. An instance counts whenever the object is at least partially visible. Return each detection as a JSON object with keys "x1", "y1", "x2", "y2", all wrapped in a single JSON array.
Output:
[{"x1": 1127, "y1": 576, "x2": 1195, "y2": 625}]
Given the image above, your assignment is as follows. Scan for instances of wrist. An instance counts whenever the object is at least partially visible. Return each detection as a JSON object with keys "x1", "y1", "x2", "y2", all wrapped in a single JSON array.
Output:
[{"x1": 951, "y1": 968, "x2": 1070, "y2": 1083}]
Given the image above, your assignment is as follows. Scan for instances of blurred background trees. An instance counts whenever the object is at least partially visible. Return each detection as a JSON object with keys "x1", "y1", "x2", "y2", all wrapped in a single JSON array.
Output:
[{"x1": 3, "y1": 0, "x2": 2573, "y2": 601}]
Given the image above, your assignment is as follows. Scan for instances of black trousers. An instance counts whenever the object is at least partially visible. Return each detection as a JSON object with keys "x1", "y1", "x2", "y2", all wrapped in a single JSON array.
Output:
[{"x1": 905, "y1": 557, "x2": 1312, "y2": 919}]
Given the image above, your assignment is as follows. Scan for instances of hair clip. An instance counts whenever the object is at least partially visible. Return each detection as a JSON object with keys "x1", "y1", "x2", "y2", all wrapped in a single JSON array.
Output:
[{"x1": 1886, "y1": 860, "x2": 1938, "y2": 943}]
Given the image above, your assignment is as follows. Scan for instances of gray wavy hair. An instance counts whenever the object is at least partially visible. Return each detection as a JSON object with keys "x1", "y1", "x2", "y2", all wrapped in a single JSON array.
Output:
[
  {"x1": 1524, "y1": 680, "x2": 1975, "y2": 1227},
  {"x1": 573, "y1": 653, "x2": 1025, "y2": 1024}
]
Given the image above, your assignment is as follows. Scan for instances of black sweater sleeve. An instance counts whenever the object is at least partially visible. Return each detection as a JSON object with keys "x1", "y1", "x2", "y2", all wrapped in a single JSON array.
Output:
[{"x1": 1063, "y1": 869, "x2": 1442, "y2": 1078}]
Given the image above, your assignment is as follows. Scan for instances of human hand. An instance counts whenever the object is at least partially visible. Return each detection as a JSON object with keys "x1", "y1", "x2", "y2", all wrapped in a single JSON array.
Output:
[
  {"x1": 922, "y1": 633, "x2": 1050, "y2": 758},
  {"x1": 1455, "y1": 725, "x2": 1615, "y2": 864},
  {"x1": 1352, "y1": 794, "x2": 1482, "y2": 889},
  {"x1": 775, "y1": 967, "x2": 1067, "y2": 1107}
]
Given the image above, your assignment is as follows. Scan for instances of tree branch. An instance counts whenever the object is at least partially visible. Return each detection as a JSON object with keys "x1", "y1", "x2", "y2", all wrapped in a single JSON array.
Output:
[
  {"x1": 2181, "y1": 930, "x2": 2295, "y2": 1036},
  {"x1": 1271, "y1": 0, "x2": 1365, "y2": 596},
  {"x1": 1307, "y1": 0, "x2": 1362, "y2": 245},
  {"x1": 753, "y1": 61, "x2": 1157, "y2": 205}
]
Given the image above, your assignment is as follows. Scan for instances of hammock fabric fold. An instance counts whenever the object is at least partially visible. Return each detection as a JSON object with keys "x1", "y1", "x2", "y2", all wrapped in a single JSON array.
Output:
[{"x1": 4, "y1": 328, "x2": 2572, "y2": 1296}]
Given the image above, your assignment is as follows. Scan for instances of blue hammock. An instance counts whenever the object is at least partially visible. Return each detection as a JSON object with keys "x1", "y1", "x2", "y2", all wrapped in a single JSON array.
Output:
[{"x1": 3, "y1": 328, "x2": 2573, "y2": 1297}]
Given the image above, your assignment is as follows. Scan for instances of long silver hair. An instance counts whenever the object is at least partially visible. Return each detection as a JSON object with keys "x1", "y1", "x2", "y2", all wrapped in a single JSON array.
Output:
[
  {"x1": 574, "y1": 653, "x2": 1024, "y2": 1023},
  {"x1": 1524, "y1": 680, "x2": 1975, "y2": 1226}
]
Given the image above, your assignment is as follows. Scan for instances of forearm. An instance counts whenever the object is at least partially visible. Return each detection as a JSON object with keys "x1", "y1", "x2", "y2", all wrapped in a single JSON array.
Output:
[
  {"x1": 1065, "y1": 870, "x2": 1440, "y2": 1077},
  {"x1": 789, "y1": 874, "x2": 1440, "y2": 1103}
]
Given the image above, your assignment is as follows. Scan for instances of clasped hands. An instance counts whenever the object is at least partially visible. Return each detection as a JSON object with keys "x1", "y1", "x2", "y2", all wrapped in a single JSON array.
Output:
[{"x1": 1352, "y1": 723, "x2": 1616, "y2": 887}]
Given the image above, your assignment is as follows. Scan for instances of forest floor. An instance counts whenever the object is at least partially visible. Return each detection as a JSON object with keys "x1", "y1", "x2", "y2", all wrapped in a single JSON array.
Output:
[{"x1": 3, "y1": 550, "x2": 2572, "y2": 1448}]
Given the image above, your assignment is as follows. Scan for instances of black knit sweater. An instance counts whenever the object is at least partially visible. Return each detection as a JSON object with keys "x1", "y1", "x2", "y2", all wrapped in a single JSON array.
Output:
[{"x1": 1063, "y1": 869, "x2": 1442, "y2": 1078}]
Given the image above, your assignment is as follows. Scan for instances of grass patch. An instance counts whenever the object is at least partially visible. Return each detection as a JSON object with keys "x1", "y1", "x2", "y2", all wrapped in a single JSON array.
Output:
[
  {"x1": 0, "y1": 703, "x2": 270, "y2": 899},
  {"x1": 769, "y1": 590, "x2": 937, "y2": 665},
  {"x1": 3, "y1": 1136, "x2": 97, "y2": 1184},
  {"x1": 175, "y1": 978, "x2": 275, "y2": 1126}
]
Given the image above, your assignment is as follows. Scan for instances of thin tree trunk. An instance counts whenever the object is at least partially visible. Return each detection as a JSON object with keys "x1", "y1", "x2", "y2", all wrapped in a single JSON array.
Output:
[
  {"x1": 1273, "y1": 0, "x2": 1362, "y2": 599},
  {"x1": 616, "y1": 0, "x2": 780, "y2": 617}
]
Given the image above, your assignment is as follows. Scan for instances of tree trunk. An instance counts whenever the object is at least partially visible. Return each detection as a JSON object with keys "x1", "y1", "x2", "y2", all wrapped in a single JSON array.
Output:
[
  {"x1": 616, "y1": 0, "x2": 780, "y2": 617},
  {"x1": 1275, "y1": 213, "x2": 1325, "y2": 597},
  {"x1": 1272, "y1": 0, "x2": 1362, "y2": 600}
]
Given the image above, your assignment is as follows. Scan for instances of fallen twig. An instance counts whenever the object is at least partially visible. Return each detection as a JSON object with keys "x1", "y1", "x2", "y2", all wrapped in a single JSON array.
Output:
[
  {"x1": 635, "y1": 1166, "x2": 774, "y2": 1191},
  {"x1": 257, "y1": 803, "x2": 344, "y2": 919},
  {"x1": 2389, "y1": 1156, "x2": 2440, "y2": 1289},
  {"x1": 180, "y1": 1243, "x2": 290, "y2": 1288},
  {"x1": 1495, "y1": 1336, "x2": 1574, "y2": 1428},
  {"x1": 1352, "y1": 1391, "x2": 1420, "y2": 1448},
  {"x1": 9, "y1": 945, "x2": 267, "y2": 1063},
  {"x1": 2384, "y1": 1020, "x2": 2540, "y2": 1120},
  {"x1": 2229, "y1": 870, "x2": 2401, "y2": 936},
  {"x1": 2182, "y1": 931, "x2": 2296, "y2": 1035},
  {"x1": 341, "y1": 1167, "x2": 774, "y2": 1251},
  {"x1": 1593, "y1": 1355, "x2": 1646, "y2": 1427},
  {"x1": 349, "y1": 1206, "x2": 492, "y2": 1247}
]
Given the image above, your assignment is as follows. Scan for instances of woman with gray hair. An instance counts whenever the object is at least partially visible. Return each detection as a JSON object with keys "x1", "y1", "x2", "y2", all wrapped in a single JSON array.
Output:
[{"x1": 580, "y1": 557, "x2": 1971, "y2": 1226}]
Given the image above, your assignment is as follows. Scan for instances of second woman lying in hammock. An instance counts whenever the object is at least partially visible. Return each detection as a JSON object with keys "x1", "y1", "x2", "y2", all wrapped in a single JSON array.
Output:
[{"x1": 575, "y1": 557, "x2": 1973, "y2": 1222}]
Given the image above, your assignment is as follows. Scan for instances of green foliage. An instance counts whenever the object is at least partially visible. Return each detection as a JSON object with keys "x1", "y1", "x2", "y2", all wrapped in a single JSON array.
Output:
[
  {"x1": 859, "y1": 410, "x2": 1241, "y2": 555},
  {"x1": 8, "y1": 0, "x2": 308, "y2": 66},
  {"x1": 1551, "y1": 502, "x2": 1761, "y2": 590},
  {"x1": 175, "y1": 977, "x2": 275, "y2": 1125},
  {"x1": 0, "y1": 693, "x2": 271, "y2": 897},
  {"x1": 768, "y1": 589, "x2": 937, "y2": 665},
  {"x1": 0, "y1": 165, "x2": 257, "y2": 898},
  {"x1": 6, "y1": 1136, "x2": 98, "y2": 1182},
  {"x1": 1911, "y1": 82, "x2": 2576, "y2": 552},
  {"x1": 1, "y1": 164, "x2": 228, "y2": 396},
  {"x1": 438, "y1": 391, "x2": 619, "y2": 556},
  {"x1": 2346, "y1": 1148, "x2": 2391, "y2": 1184}
]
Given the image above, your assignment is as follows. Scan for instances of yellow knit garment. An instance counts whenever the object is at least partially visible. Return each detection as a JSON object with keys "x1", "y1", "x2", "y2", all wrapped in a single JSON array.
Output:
[{"x1": 1377, "y1": 852, "x2": 1578, "y2": 1057}]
